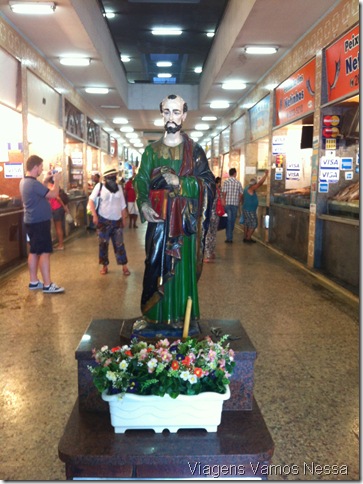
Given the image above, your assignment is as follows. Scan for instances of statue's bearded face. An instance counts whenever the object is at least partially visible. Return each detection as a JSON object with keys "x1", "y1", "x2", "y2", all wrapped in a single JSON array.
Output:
[{"x1": 161, "y1": 97, "x2": 187, "y2": 134}]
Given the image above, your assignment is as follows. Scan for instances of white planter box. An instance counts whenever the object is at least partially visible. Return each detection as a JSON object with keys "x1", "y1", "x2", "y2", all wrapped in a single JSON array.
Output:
[{"x1": 102, "y1": 386, "x2": 230, "y2": 433}]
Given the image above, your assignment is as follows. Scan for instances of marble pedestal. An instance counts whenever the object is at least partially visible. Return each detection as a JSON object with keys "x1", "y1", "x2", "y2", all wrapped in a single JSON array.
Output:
[{"x1": 58, "y1": 318, "x2": 274, "y2": 480}]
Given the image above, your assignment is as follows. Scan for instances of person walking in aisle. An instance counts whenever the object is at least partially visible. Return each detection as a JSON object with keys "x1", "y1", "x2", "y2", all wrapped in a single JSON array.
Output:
[
  {"x1": 204, "y1": 177, "x2": 222, "y2": 262},
  {"x1": 19, "y1": 154, "x2": 65, "y2": 293},
  {"x1": 221, "y1": 168, "x2": 243, "y2": 243},
  {"x1": 242, "y1": 170, "x2": 268, "y2": 243},
  {"x1": 88, "y1": 168, "x2": 130, "y2": 276},
  {"x1": 124, "y1": 173, "x2": 139, "y2": 228}
]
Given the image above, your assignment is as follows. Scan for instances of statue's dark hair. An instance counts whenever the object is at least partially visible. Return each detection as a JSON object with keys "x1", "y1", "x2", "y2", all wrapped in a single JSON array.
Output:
[{"x1": 159, "y1": 94, "x2": 188, "y2": 113}]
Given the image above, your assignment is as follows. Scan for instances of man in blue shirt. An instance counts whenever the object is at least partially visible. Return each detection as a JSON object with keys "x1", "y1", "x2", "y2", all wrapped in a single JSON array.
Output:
[
  {"x1": 19, "y1": 155, "x2": 65, "y2": 293},
  {"x1": 221, "y1": 168, "x2": 243, "y2": 243}
]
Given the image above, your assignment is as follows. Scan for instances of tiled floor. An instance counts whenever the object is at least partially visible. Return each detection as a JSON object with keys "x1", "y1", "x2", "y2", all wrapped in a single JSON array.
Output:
[{"x1": 0, "y1": 223, "x2": 359, "y2": 480}]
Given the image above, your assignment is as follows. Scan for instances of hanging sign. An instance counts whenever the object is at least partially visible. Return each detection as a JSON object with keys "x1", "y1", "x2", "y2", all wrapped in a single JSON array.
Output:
[
  {"x1": 325, "y1": 24, "x2": 359, "y2": 102},
  {"x1": 275, "y1": 58, "x2": 316, "y2": 126},
  {"x1": 249, "y1": 95, "x2": 270, "y2": 140}
]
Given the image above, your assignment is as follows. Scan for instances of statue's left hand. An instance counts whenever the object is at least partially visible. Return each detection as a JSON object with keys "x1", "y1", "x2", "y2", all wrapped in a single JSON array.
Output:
[{"x1": 162, "y1": 172, "x2": 179, "y2": 186}]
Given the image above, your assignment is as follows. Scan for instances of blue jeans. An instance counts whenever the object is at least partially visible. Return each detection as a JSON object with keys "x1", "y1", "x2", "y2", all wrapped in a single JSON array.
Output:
[{"x1": 225, "y1": 205, "x2": 238, "y2": 241}]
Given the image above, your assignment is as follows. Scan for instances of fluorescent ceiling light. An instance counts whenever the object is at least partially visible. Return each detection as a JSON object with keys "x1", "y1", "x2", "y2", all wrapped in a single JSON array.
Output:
[
  {"x1": 85, "y1": 87, "x2": 109, "y2": 94},
  {"x1": 134, "y1": 143, "x2": 144, "y2": 148},
  {"x1": 245, "y1": 46, "x2": 278, "y2": 54},
  {"x1": 154, "y1": 119, "x2": 164, "y2": 127},
  {"x1": 158, "y1": 73, "x2": 172, "y2": 78},
  {"x1": 206, "y1": 32, "x2": 215, "y2": 38},
  {"x1": 222, "y1": 80, "x2": 246, "y2": 90},
  {"x1": 125, "y1": 132, "x2": 138, "y2": 139},
  {"x1": 9, "y1": 1, "x2": 56, "y2": 14},
  {"x1": 156, "y1": 61, "x2": 172, "y2": 67},
  {"x1": 265, "y1": 83, "x2": 278, "y2": 91},
  {"x1": 210, "y1": 100, "x2": 229, "y2": 109},
  {"x1": 202, "y1": 116, "x2": 217, "y2": 121},
  {"x1": 121, "y1": 55, "x2": 130, "y2": 63},
  {"x1": 190, "y1": 131, "x2": 203, "y2": 138},
  {"x1": 195, "y1": 123, "x2": 209, "y2": 131},
  {"x1": 60, "y1": 57, "x2": 91, "y2": 66},
  {"x1": 120, "y1": 126, "x2": 134, "y2": 133},
  {"x1": 112, "y1": 117, "x2": 128, "y2": 124},
  {"x1": 104, "y1": 11, "x2": 115, "y2": 19},
  {"x1": 194, "y1": 67, "x2": 202, "y2": 74},
  {"x1": 152, "y1": 27, "x2": 182, "y2": 36},
  {"x1": 101, "y1": 105, "x2": 120, "y2": 109}
]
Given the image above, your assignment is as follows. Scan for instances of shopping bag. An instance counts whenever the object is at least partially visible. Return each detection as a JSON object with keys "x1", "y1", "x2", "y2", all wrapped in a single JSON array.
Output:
[{"x1": 218, "y1": 214, "x2": 227, "y2": 231}]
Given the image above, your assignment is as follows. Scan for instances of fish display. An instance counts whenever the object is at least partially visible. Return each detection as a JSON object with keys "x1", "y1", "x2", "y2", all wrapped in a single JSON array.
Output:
[{"x1": 331, "y1": 181, "x2": 359, "y2": 202}]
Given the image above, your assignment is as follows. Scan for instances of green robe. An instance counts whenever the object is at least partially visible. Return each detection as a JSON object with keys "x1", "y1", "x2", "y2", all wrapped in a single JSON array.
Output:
[{"x1": 133, "y1": 134, "x2": 215, "y2": 327}]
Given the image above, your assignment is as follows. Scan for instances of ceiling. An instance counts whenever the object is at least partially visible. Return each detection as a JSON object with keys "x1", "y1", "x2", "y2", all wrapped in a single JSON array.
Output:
[{"x1": 0, "y1": 0, "x2": 341, "y2": 152}]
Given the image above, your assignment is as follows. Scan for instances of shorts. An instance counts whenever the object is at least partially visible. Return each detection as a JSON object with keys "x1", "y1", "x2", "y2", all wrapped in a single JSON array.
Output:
[
  {"x1": 52, "y1": 207, "x2": 65, "y2": 222},
  {"x1": 242, "y1": 209, "x2": 258, "y2": 229},
  {"x1": 25, "y1": 220, "x2": 53, "y2": 254}
]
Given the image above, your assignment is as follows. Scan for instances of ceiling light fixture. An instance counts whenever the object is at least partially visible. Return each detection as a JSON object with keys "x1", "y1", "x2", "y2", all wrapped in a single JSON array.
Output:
[
  {"x1": 125, "y1": 132, "x2": 138, "y2": 139},
  {"x1": 195, "y1": 123, "x2": 210, "y2": 131},
  {"x1": 190, "y1": 131, "x2": 203, "y2": 138},
  {"x1": 202, "y1": 116, "x2": 217, "y2": 121},
  {"x1": 194, "y1": 67, "x2": 202, "y2": 74},
  {"x1": 60, "y1": 57, "x2": 91, "y2": 66},
  {"x1": 210, "y1": 100, "x2": 229, "y2": 109},
  {"x1": 112, "y1": 117, "x2": 128, "y2": 124},
  {"x1": 206, "y1": 32, "x2": 215, "y2": 38},
  {"x1": 222, "y1": 80, "x2": 246, "y2": 90},
  {"x1": 152, "y1": 27, "x2": 182, "y2": 36},
  {"x1": 85, "y1": 87, "x2": 109, "y2": 94},
  {"x1": 121, "y1": 55, "x2": 131, "y2": 63},
  {"x1": 120, "y1": 126, "x2": 134, "y2": 133},
  {"x1": 157, "y1": 73, "x2": 172, "y2": 78},
  {"x1": 156, "y1": 61, "x2": 172, "y2": 67},
  {"x1": 154, "y1": 119, "x2": 164, "y2": 127},
  {"x1": 9, "y1": 1, "x2": 56, "y2": 14},
  {"x1": 245, "y1": 46, "x2": 278, "y2": 54},
  {"x1": 265, "y1": 83, "x2": 278, "y2": 91},
  {"x1": 104, "y1": 11, "x2": 115, "y2": 19}
]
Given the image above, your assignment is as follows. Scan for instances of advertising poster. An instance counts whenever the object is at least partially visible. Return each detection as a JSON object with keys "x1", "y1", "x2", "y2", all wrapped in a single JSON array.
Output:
[
  {"x1": 325, "y1": 24, "x2": 359, "y2": 102},
  {"x1": 275, "y1": 58, "x2": 316, "y2": 126}
]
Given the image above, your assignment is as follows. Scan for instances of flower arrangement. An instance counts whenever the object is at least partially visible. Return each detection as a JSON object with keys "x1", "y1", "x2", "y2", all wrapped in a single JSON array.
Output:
[{"x1": 88, "y1": 335, "x2": 235, "y2": 399}]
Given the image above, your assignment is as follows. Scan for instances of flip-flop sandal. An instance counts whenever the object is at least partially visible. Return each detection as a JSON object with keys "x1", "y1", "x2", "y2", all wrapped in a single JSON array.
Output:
[
  {"x1": 100, "y1": 266, "x2": 108, "y2": 275},
  {"x1": 123, "y1": 269, "x2": 131, "y2": 276}
]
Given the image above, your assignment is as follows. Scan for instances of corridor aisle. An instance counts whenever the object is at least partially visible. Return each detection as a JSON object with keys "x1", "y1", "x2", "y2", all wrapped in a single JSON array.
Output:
[{"x1": 0, "y1": 225, "x2": 359, "y2": 480}]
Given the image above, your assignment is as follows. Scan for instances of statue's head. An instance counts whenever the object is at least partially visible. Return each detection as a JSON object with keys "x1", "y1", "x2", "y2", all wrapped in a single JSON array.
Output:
[{"x1": 159, "y1": 94, "x2": 188, "y2": 134}]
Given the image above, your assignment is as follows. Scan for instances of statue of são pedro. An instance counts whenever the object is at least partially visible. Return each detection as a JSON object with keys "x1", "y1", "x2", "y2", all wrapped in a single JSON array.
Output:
[{"x1": 133, "y1": 94, "x2": 216, "y2": 334}]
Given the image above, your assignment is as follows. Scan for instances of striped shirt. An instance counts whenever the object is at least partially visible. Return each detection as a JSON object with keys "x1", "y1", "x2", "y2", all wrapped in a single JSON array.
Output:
[{"x1": 222, "y1": 177, "x2": 243, "y2": 205}]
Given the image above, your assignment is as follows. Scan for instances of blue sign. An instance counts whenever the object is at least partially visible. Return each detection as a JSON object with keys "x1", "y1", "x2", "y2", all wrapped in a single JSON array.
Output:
[
  {"x1": 319, "y1": 182, "x2": 329, "y2": 193},
  {"x1": 341, "y1": 157, "x2": 353, "y2": 170}
]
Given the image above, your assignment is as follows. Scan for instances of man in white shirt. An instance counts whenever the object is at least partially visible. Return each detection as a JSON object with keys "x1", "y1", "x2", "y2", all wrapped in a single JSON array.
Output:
[{"x1": 88, "y1": 168, "x2": 130, "y2": 276}]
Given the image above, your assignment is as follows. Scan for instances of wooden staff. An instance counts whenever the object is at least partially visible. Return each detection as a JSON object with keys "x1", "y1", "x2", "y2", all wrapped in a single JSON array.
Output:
[{"x1": 182, "y1": 297, "x2": 192, "y2": 339}]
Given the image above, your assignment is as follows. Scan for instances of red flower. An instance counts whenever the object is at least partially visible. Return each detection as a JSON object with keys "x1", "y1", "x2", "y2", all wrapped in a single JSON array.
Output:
[
  {"x1": 171, "y1": 360, "x2": 179, "y2": 370},
  {"x1": 181, "y1": 356, "x2": 191, "y2": 366},
  {"x1": 125, "y1": 350, "x2": 133, "y2": 357},
  {"x1": 111, "y1": 346, "x2": 121, "y2": 353},
  {"x1": 194, "y1": 367, "x2": 203, "y2": 378}
]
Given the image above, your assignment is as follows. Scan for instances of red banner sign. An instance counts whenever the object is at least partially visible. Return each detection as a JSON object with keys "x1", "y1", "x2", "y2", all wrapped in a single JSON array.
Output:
[
  {"x1": 325, "y1": 24, "x2": 359, "y2": 103},
  {"x1": 275, "y1": 58, "x2": 316, "y2": 126}
]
